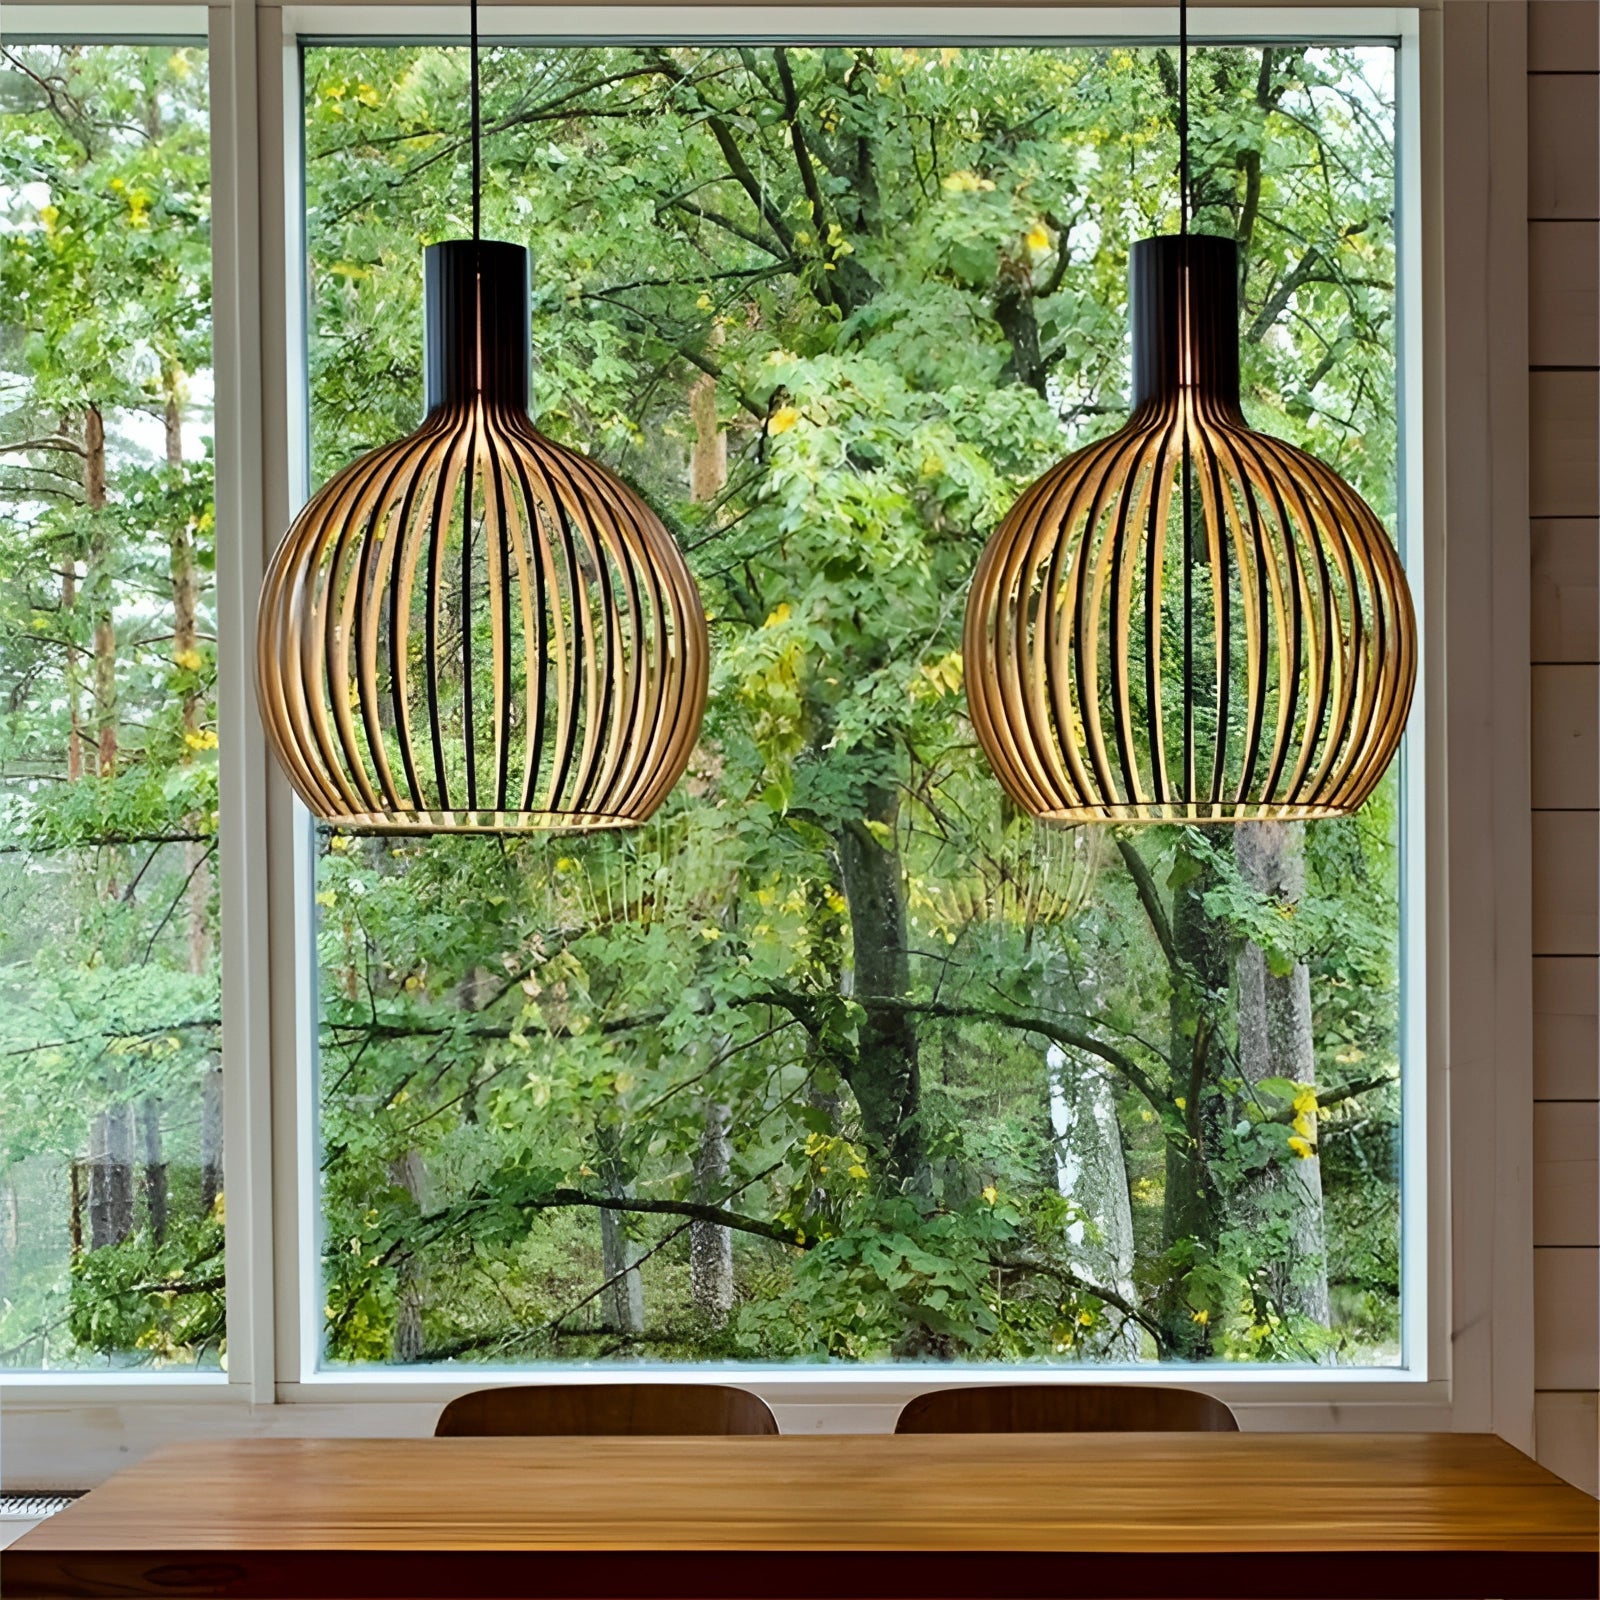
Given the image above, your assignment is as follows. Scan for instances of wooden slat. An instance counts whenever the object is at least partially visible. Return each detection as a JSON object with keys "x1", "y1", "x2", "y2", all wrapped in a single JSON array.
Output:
[
  {"x1": 1535, "y1": 956, "x2": 1600, "y2": 1099},
  {"x1": 1530, "y1": 221, "x2": 1599, "y2": 367},
  {"x1": 1537, "y1": 1390, "x2": 1600, "y2": 1498},
  {"x1": 1531, "y1": 371, "x2": 1600, "y2": 517},
  {"x1": 1534, "y1": 810, "x2": 1600, "y2": 953},
  {"x1": 1529, "y1": 73, "x2": 1600, "y2": 220},
  {"x1": 1535, "y1": 1101, "x2": 1600, "y2": 1245},
  {"x1": 1533, "y1": 664, "x2": 1600, "y2": 807},
  {"x1": 1530, "y1": 2, "x2": 1600, "y2": 72},
  {"x1": 1532, "y1": 519, "x2": 1600, "y2": 663},
  {"x1": 1536, "y1": 1245, "x2": 1600, "y2": 1388}
]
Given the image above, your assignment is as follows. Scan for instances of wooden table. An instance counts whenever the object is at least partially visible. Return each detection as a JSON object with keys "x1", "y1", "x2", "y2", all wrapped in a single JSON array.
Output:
[{"x1": 5, "y1": 1433, "x2": 1596, "y2": 1598}]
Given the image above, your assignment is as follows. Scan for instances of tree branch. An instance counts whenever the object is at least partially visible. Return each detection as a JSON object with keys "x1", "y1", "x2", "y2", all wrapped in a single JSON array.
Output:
[
  {"x1": 1114, "y1": 836, "x2": 1178, "y2": 971},
  {"x1": 988, "y1": 1254, "x2": 1169, "y2": 1355},
  {"x1": 812, "y1": 992, "x2": 1168, "y2": 1110}
]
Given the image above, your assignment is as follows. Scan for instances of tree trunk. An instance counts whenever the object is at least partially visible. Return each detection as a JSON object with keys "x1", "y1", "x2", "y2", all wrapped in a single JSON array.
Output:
[
  {"x1": 388, "y1": 1149, "x2": 427, "y2": 1362},
  {"x1": 87, "y1": 1104, "x2": 134, "y2": 1249},
  {"x1": 688, "y1": 328, "x2": 727, "y2": 503},
  {"x1": 1161, "y1": 842, "x2": 1229, "y2": 1355},
  {"x1": 597, "y1": 1127, "x2": 645, "y2": 1334},
  {"x1": 1047, "y1": 1043, "x2": 1140, "y2": 1358},
  {"x1": 836, "y1": 774, "x2": 922, "y2": 1187},
  {"x1": 689, "y1": 1094, "x2": 734, "y2": 1326},
  {"x1": 165, "y1": 359, "x2": 213, "y2": 979},
  {"x1": 199, "y1": 1061, "x2": 224, "y2": 1215},
  {"x1": 84, "y1": 406, "x2": 116, "y2": 778},
  {"x1": 1234, "y1": 821, "x2": 1331, "y2": 1329},
  {"x1": 995, "y1": 275, "x2": 1048, "y2": 398},
  {"x1": 62, "y1": 560, "x2": 83, "y2": 781},
  {"x1": 68, "y1": 1159, "x2": 83, "y2": 1259},
  {"x1": 141, "y1": 1098, "x2": 167, "y2": 1243}
]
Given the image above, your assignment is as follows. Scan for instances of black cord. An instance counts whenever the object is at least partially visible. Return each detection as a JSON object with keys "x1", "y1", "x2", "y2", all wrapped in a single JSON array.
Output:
[
  {"x1": 1178, "y1": 0, "x2": 1189, "y2": 234},
  {"x1": 470, "y1": 0, "x2": 481, "y2": 244}
]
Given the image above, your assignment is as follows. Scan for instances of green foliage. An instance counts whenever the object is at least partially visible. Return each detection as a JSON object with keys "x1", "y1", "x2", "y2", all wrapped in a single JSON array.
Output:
[
  {"x1": 0, "y1": 38, "x2": 1408, "y2": 1372},
  {"x1": 68, "y1": 1213, "x2": 225, "y2": 1365},
  {"x1": 298, "y1": 40, "x2": 1405, "y2": 1369},
  {"x1": 0, "y1": 44, "x2": 221, "y2": 1369}
]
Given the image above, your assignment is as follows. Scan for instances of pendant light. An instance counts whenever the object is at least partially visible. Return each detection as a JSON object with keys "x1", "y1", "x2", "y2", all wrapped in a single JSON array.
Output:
[
  {"x1": 257, "y1": 2, "x2": 708, "y2": 832},
  {"x1": 963, "y1": 3, "x2": 1415, "y2": 823}
]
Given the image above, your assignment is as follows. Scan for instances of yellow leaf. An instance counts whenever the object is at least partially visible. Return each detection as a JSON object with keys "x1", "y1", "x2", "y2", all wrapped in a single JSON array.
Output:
[
  {"x1": 1191, "y1": 1308, "x2": 1209, "y2": 1325},
  {"x1": 1024, "y1": 223, "x2": 1051, "y2": 252},
  {"x1": 769, "y1": 404, "x2": 801, "y2": 434},
  {"x1": 982, "y1": 1184, "x2": 998, "y2": 1205}
]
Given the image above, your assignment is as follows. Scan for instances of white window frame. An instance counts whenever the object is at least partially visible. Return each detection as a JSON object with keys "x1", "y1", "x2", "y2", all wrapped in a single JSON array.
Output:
[{"x1": 0, "y1": 0, "x2": 1532, "y2": 1484}]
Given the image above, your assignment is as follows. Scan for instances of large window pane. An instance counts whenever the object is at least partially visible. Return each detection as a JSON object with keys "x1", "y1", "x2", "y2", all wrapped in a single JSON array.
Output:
[
  {"x1": 0, "y1": 43, "x2": 221, "y2": 1370},
  {"x1": 304, "y1": 40, "x2": 1404, "y2": 1367}
]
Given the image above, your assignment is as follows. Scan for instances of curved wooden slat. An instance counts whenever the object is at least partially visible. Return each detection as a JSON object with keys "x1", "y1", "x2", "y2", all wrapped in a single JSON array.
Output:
[
  {"x1": 256, "y1": 398, "x2": 708, "y2": 833},
  {"x1": 964, "y1": 399, "x2": 1415, "y2": 826}
]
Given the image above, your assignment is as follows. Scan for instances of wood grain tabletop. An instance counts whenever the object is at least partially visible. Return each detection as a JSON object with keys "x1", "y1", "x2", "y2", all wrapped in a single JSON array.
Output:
[{"x1": 5, "y1": 1431, "x2": 1596, "y2": 1598}]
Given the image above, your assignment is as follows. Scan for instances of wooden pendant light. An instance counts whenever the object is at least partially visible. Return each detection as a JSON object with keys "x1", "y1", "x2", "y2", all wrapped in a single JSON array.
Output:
[
  {"x1": 964, "y1": 233, "x2": 1415, "y2": 824},
  {"x1": 256, "y1": 240, "x2": 709, "y2": 832},
  {"x1": 965, "y1": 1, "x2": 1414, "y2": 826}
]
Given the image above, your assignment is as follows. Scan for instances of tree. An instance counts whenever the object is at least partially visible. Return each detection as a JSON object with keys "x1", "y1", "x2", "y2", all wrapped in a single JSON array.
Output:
[
  {"x1": 0, "y1": 43, "x2": 221, "y2": 1369},
  {"x1": 0, "y1": 37, "x2": 1406, "y2": 1372}
]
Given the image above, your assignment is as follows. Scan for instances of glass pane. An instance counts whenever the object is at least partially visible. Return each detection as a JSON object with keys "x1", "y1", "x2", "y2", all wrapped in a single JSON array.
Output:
[
  {"x1": 0, "y1": 43, "x2": 221, "y2": 1370},
  {"x1": 303, "y1": 40, "x2": 1404, "y2": 1367}
]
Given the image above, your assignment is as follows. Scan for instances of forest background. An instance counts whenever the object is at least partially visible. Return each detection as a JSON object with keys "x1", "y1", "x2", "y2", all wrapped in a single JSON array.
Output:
[{"x1": 0, "y1": 36, "x2": 1406, "y2": 1370}]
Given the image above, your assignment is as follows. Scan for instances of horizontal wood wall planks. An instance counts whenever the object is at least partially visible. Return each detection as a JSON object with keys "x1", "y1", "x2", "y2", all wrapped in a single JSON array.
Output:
[
  {"x1": 1535, "y1": 1100, "x2": 1600, "y2": 1245},
  {"x1": 1537, "y1": 1391, "x2": 1600, "y2": 1497},
  {"x1": 1529, "y1": 1, "x2": 1600, "y2": 72},
  {"x1": 1529, "y1": 71, "x2": 1599, "y2": 218},
  {"x1": 1527, "y1": 2, "x2": 1600, "y2": 1493},
  {"x1": 1533, "y1": 665, "x2": 1600, "y2": 807},
  {"x1": 1530, "y1": 371, "x2": 1600, "y2": 516},
  {"x1": 1533, "y1": 810, "x2": 1600, "y2": 952},
  {"x1": 1530, "y1": 222, "x2": 1599, "y2": 367},
  {"x1": 3, "y1": 1435, "x2": 1596, "y2": 1600},
  {"x1": 1535, "y1": 1245, "x2": 1600, "y2": 1388},
  {"x1": 1532, "y1": 519, "x2": 1599, "y2": 662},
  {"x1": 1534, "y1": 955, "x2": 1600, "y2": 1098}
]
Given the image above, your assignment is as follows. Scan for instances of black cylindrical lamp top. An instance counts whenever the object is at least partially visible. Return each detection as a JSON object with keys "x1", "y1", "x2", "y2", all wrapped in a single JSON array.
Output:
[
  {"x1": 424, "y1": 239, "x2": 531, "y2": 414},
  {"x1": 1129, "y1": 234, "x2": 1243, "y2": 414}
]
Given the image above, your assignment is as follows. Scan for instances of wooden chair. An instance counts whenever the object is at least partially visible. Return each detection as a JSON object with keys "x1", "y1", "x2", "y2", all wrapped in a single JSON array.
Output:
[
  {"x1": 434, "y1": 1383, "x2": 779, "y2": 1437},
  {"x1": 894, "y1": 1384, "x2": 1237, "y2": 1434}
]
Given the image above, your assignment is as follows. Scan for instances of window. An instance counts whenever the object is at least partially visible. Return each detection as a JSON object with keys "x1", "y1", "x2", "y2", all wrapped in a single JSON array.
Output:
[
  {"x1": 299, "y1": 36, "x2": 1410, "y2": 1370},
  {"x1": 0, "y1": 41, "x2": 221, "y2": 1370}
]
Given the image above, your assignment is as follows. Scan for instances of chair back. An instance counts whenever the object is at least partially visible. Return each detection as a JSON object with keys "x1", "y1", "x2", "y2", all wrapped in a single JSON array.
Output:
[
  {"x1": 434, "y1": 1383, "x2": 779, "y2": 1437},
  {"x1": 894, "y1": 1384, "x2": 1237, "y2": 1434}
]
